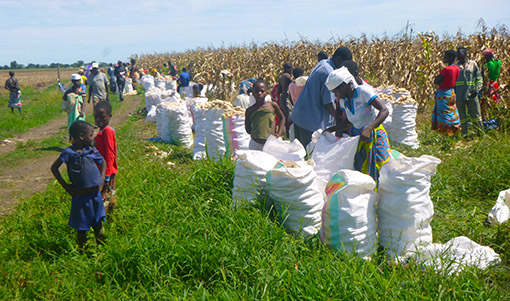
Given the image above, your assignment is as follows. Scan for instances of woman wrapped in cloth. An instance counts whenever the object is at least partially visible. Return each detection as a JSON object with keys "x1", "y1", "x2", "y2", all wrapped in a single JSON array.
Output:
[
  {"x1": 431, "y1": 50, "x2": 461, "y2": 134},
  {"x1": 324, "y1": 67, "x2": 390, "y2": 185}
]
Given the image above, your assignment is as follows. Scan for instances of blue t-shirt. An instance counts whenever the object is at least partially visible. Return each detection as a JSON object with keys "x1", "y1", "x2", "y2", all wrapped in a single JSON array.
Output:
[
  {"x1": 59, "y1": 145, "x2": 104, "y2": 189},
  {"x1": 290, "y1": 58, "x2": 336, "y2": 132},
  {"x1": 179, "y1": 72, "x2": 190, "y2": 87}
]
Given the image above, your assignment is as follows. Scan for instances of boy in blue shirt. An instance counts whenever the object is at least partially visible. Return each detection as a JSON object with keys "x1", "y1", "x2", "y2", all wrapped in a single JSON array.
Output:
[{"x1": 51, "y1": 120, "x2": 107, "y2": 249}]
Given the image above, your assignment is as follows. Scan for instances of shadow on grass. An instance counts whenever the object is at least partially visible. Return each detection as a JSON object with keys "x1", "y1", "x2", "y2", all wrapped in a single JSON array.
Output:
[{"x1": 36, "y1": 146, "x2": 65, "y2": 152}]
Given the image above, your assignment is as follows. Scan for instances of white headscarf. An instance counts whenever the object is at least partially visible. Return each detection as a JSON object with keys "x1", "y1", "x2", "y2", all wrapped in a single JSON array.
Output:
[
  {"x1": 71, "y1": 74, "x2": 81, "y2": 81},
  {"x1": 325, "y1": 67, "x2": 357, "y2": 91}
]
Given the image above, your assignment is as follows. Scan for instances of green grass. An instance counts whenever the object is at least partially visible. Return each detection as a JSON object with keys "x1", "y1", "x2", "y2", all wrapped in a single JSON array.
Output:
[
  {"x1": 0, "y1": 96, "x2": 123, "y2": 173},
  {"x1": 0, "y1": 83, "x2": 123, "y2": 140},
  {"x1": 0, "y1": 99, "x2": 509, "y2": 298}
]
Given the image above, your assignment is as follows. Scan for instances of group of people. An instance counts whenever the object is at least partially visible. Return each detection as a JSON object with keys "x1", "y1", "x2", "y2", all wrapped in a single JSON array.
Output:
[
  {"x1": 50, "y1": 45, "x2": 503, "y2": 249},
  {"x1": 244, "y1": 46, "x2": 391, "y2": 185},
  {"x1": 51, "y1": 100, "x2": 118, "y2": 249},
  {"x1": 432, "y1": 47, "x2": 502, "y2": 135}
]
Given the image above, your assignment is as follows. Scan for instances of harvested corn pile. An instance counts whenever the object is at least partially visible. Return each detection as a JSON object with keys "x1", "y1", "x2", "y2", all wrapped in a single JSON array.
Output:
[
  {"x1": 195, "y1": 100, "x2": 233, "y2": 110},
  {"x1": 223, "y1": 107, "x2": 245, "y2": 118}
]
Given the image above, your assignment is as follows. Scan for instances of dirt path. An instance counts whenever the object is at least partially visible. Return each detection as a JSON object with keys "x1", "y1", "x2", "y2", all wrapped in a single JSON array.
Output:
[{"x1": 0, "y1": 96, "x2": 144, "y2": 217}]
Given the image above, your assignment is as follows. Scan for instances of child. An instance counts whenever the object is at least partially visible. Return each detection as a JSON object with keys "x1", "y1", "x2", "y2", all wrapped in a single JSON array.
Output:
[
  {"x1": 94, "y1": 101, "x2": 118, "y2": 212},
  {"x1": 245, "y1": 79, "x2": 285, "y2": 150},
  {"x1": 51, "y1": 120, "x2": 106, "y2": 249}
]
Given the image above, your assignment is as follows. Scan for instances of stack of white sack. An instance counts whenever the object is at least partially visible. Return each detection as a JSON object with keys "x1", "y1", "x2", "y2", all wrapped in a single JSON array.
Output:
[
  {"x1": 411, "y1": 236, "x2": 501, "y2": 274},
  {"x1": 266, "y1": 160, "x2": 324, "y2": 237},
  {"x1": 193, "y1": 100, "x2": 237, "y2": 160},
  {"x1": 488, "y1": 188, "x2": 510, "y2": 224},
  {"x1": 232, "y1": 150, "x2": 279, "y2": 207},
  {"x1": 378, "y1": 151, "x2": 441, "y2": 259},
  {"x1": 187, "y1": 97, "x2": 208, "y2": 125},
  {"x1": 145, "y1": 89, "x2": 181, "y2": 122},
  {"x1": 320, "y1": 170, "x2": 378, "y2": 258},
  {"x1": 124, "y1": 78, "x2": 134, "y2": 94},
  {"x1": 156, "y1": 101, "x2": 193, "y2": 148},
  {"x1": 190, "y1": 98, "x2": 209, "y2": 160},
  {"x1": 262, "y1": 135, "x2": 306, "y2": 162},
  {"x1": 374, "y1": 86, "x2": 394, "y2": 139},
  {"x1": 154, "y1": 76, "x2": 167, "y2": 90},
  {"x1": 309, "y1": 130, "x2": 359, "y2": 198},
  {"x1": 140, "y1": 75, "x2": 155, "y2": 92},
  {"x1": 389, "y1": 88, "x2": 419, "y2": 149},
  {"x1": 166, "y1": 78, "x2": 177, "y2": 91},
  {"x1": 222, "y1": 108, "x2": 250, "y2": 157}
]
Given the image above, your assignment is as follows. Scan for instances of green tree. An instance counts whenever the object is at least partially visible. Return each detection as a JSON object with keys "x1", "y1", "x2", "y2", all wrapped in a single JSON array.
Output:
[{"x1": 10, "y1": 61, "x2": 18, "y2": 69}]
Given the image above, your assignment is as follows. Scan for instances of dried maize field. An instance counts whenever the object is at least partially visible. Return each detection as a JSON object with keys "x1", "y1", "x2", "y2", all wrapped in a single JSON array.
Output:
[
  {"x1": 0, "y1": 68, "x2": 77, "y2": 94},
  {"x1": 134, "y1": 24, "x2": 509, "y2": 111}
]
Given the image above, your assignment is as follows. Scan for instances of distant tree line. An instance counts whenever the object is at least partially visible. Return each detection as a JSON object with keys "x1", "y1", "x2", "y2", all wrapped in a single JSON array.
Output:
[{"x1": 0, "y1": 60, "x2": 111, "y2": 70}]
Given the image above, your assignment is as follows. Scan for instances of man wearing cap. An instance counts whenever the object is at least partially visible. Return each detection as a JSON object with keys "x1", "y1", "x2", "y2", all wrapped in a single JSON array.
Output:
[
  {"x1": 114, "y1": 60, "x2": 127, "y2": 101},
  {"x1": 290, "y1": 47, "x2": 353, "y2": 146},
  {"x1": 455, "y1": 47, "x2": 483, "y2": 135},
  {"x1": 88, "y1": 62, "x2": 109, "y2": 105}
]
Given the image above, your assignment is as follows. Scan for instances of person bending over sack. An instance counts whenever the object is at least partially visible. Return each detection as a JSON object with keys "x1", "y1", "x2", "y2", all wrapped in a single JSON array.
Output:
[
  {"x1": 245, "y1": 79, "x2": 285, "y2": 151},
  {"x1": 325, "y1": 67, "x2": 390, "y2": 185}
]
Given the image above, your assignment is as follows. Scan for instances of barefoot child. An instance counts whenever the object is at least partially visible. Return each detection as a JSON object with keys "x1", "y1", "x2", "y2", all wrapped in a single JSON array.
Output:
[
  {"x1": 51, "y1": 120, "x2": 106, "y2": 248},
  {"x1": 245, "y1": 79, "x2": 285, "y2": 150},
  {"x1": 94, "y1": 101, "x2": 118, "y2": 212}
]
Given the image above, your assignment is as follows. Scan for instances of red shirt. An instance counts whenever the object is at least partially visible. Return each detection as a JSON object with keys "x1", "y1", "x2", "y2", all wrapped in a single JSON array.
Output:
[
  {"x1": 94, "y1": 126, "x2": 118, "y2": 176},
  {"x1": 439, "y1": 65, "x2": 460, "y2": 90}
]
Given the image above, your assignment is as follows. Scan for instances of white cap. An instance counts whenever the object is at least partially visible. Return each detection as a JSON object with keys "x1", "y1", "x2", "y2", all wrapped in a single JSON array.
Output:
[
  {"x1": 325, "y1": 67, "x2": 357, "y2": 91},
  {"x1": 92, "y1": 62, "x2": 99, "y2": 69},
  {"x1": 71, "y1": 74, "x2": 81, "y2": 81}
]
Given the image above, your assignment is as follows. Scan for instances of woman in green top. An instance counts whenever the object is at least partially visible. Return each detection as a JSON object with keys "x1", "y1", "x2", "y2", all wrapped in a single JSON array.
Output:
[
  {"x1": 63, "y1": 74, "x2": 86, "y2": 132},
  {"x1": 482, "y1": 49, "x2": 502, "y2": 106},
  {"x1": 245, "y1": 79, "x2": 285, "y2": 151}
]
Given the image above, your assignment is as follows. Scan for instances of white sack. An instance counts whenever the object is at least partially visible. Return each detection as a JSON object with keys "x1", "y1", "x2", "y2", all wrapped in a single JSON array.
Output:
[
  {"x1": 140, "y1": 75, "x2": 155, "y2": 92},
  {"x1": 380, "y1": 100, "x2": 393, "y2": 139},
  {"x1": 390, "y1": 103, "x2": 419, "y2": 149},
  {"x1": 320, "y1": 170, "x2": 378, "y2": 257},
  {"x1": 156, "y1": 102, "x2": 193, "y2": 147},
  {"x1": 266, "y1": 160, "x2": 324, "y2": 237},
  {"x1": 312, "y1": 132, "x2": 359, "y2": 197},
  {"x1": 306, "y1": 129, "x2": 324, "y2": 157},
  {"x1": 204, "y1": 109, "x2": 226, "y2": 159},
  {"x1": 262, "y1": 135, "x2": 306, "y2": 162},
  {"x1": 145, "y1": 105, "x2": 158, "y2": 123},
  {"x1": 166, "y1": 79, "x2": 177, "y2": 91},
  {"x1": 378, "y1": 154, "x2": 441, "y2": 259},
  {"x1": 488, "y1": 188, "x2": 510, "y2": 224},
  {"x1": 232, "y1": 150, "x2": 279, "y2": 206},
  {"x1": 222, "y1": 114, "x2": 250, "y2": 157},
  {"x1": 124, "y1": 78, "x2": 134, "y2": 93},
  {"x1": 192, "y1": 106, "x2": 207, "y2": 160},
  {"x1": 413, "y1": 236, "x2": 501, "y2": 274},
  {"x1": 155, "y1": 78, "x2": 167, "y2": 90}
]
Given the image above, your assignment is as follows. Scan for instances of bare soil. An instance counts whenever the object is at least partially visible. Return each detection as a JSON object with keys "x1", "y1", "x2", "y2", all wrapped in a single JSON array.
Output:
[{"x1": 0, "y1": 96, "x2": 143, "y2": 217}]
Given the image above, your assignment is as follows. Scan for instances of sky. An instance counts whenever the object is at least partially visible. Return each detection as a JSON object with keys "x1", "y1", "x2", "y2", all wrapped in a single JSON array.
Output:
[{"x1": 1, "y1": 0, "x2": 509, "y2": 66}]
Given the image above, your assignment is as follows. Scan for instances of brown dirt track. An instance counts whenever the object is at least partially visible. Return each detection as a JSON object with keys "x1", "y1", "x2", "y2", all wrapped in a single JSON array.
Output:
[{"x1": 0, "y1": 95, "x2": 143, "y2": 217}]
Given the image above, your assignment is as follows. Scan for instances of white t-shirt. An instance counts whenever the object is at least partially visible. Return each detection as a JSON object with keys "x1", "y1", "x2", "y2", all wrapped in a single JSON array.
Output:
[
  {"x1": 233, "y1": 94, "x2": 251, "y2": 109},
  {"x1": 339, "y1": 85, "x2": 378, "y2": 130}
]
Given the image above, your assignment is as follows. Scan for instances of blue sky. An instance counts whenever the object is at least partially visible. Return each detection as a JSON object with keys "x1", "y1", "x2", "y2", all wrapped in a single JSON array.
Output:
[{"x1": 1, "y1": 0, "x2": 509, "y2": 66}]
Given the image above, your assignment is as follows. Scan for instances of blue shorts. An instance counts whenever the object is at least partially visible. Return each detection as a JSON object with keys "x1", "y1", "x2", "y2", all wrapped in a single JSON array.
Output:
[{"x1": 68, "y1": 191, "x2": 106, "y2": 231}]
